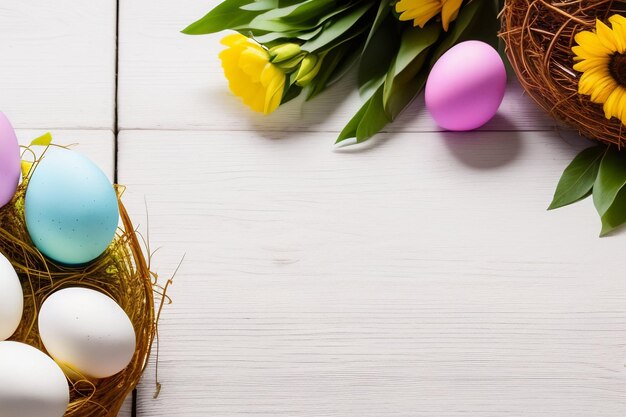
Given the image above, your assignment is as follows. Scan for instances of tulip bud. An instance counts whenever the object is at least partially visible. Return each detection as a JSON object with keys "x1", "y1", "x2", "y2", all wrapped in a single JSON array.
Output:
[
  {"x1": 295, "y1": 54, "x2": 323, "y2": 87},
  {"x1": 269, "y1": 43, "x2": 301, "y2": 63},
  {"x1": 276, "y1": 53, "x2": 306, "y2": 71}
]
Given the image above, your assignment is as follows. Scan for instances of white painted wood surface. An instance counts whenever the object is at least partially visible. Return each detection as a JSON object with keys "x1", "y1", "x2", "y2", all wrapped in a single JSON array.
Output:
[
  {"x1": 119, "y1": 130, "x2": 626, "y2": 417},
  {"x1": 0, "y1": 1, "x2": 116, "y2": 129},
  {"x1": 4, "y1": 1, "x2": 626, "y2": 417},
  {"x1": 16, "y1": 130, "x2": 115, "y2": 180}
]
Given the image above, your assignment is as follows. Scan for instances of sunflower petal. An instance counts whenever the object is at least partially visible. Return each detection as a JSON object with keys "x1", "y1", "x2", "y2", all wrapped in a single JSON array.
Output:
[
  {"x1": 596, "y1": 19, "x2": 619, "y2": 52},
  {"x1": 573, "y1": 57, "x2": 610, "y2": 72},
  {"x1": 395, "y1": 0, "x2": 445, "y2": 29},
  {"x1": 441, "y1": 0, "x2": 463, "y2": 31},
  {"x1": 603, "y1": 87, "x2": 625, "y2": 120},
  {"x1": 575, "y1": 31, "x2": 614, "y2": 57}
]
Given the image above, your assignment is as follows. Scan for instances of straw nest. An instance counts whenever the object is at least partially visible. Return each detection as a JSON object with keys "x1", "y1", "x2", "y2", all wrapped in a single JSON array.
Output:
[
  {"x1": 0, "y1": 178, "x2": 156, "y2": 416},
  {"x1": 500, "y1": 0, "x2": 626, "y2": 147}
]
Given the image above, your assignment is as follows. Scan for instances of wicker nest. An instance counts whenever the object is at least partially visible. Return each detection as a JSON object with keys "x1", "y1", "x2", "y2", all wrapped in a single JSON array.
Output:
[
  {"x1": 500, "y1": 0, "x2": 626, "y2": 147},
  {"x1": 0, "y1": 180, "x2": 156, "y2": 417}
]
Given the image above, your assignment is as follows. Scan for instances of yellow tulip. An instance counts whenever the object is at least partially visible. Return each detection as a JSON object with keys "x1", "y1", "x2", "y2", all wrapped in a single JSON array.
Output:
[{"x1": 219, "y1": 33, "x2": 286, "y2": 114}]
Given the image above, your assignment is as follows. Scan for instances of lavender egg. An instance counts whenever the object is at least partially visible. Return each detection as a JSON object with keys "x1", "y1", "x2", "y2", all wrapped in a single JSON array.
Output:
[
  {"x1": 426, "y1": 41, "x2": 507, "y2": 131},
  {"x1": 0, "y1": 112, "x2": 20, "y2": 208}
]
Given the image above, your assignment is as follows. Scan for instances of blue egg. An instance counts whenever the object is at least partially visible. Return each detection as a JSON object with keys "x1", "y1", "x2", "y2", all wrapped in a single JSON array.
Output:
[{"x1": 25, "y1": 148, "x2": 119, "y2": 265}]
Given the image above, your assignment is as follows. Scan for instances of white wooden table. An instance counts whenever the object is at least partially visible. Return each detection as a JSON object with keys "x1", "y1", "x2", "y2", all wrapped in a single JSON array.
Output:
[{"x1": 3, "y1": 2, "x2": 626, "y2": 417}]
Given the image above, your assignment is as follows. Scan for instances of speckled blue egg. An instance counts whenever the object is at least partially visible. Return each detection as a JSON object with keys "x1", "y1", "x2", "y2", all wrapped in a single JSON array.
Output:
[{"x1": 25, "y1": 148, "x2": 118, "y2": 265}]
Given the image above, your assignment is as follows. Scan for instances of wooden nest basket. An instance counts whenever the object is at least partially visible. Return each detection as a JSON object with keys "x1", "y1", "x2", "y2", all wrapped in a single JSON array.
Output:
[
  {"x1": 0, "y1": 179, "x2": 156, "y2": 417},
  {"x1": 500, "y1": 0, "x2": 626, "y2": 147}
]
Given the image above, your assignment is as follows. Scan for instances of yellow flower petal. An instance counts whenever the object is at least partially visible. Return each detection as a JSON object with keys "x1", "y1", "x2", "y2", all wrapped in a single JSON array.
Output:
[
  {"x1": 220, "y1": 33, "x2": 247, "y2": 47},
  {"x1": 218, "y1": 34, "x2": 286, "y2": 114},
  {"x1": 603, "y1": 87, "x2": 625, "y2": 120},
  {"x1": 238, "y1": 47, "x2": 269, "y2": 82},
  {"x1": 573, "y1": 57, "x2": 610, "y2": 72},
  {"x1": 575, "y1": 31, "x2": 614, "y2": 57},
  {"x1": 264, "y1": 72, "x2": 284, "y2": 114},
  {"x1": 596, "y1": 19, "x2": 619, "y2": 51},
  {"x1": 572, "y1": 15, "x2": 626, "y2": 126},
  {"x1": 590, "y1": 76, "x2": 618, "y2": 103},
  {"x1": 441, "y1": 0, "x2": 463, "y2": 31},
  {"x1": 394, "y1": 0, "x2": 460, "y2": 30},
  {"x1": 609, "y1": 15, "x2": 626, "y2": 53}
]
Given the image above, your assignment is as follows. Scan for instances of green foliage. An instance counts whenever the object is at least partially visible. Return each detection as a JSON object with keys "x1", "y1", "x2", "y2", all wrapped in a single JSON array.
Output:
[
  {"x1": 336, "y1": 0, "x2": 499, "y2": 145},
  {"x1": 550, "y1": 145, "x2": 626, "y2": 237},
  {"x1": 548, "y1": 145, "x2": 605, "y2": 210},
  {"x1": 184, "y1": 0, "x2": 501, "y2": 144},
  {"x1": 182, "y1": 0, "x2": 262, "y2": 34}
]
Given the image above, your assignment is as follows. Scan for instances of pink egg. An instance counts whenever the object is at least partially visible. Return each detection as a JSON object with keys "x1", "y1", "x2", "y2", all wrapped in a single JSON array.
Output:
[
  {"x1": 0, "y1": 112, "x2": 20, "y2": 208},
  {"x1": 425, "y1": 41, "x2": 507, "y2": 131}
]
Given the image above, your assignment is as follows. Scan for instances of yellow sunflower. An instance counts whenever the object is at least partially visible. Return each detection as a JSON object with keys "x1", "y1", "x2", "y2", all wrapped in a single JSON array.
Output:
[
  {"x1": 219, "y1": 33, "x2": 286, "y2": 114},
  {"x1": 573, "y1": 15, "x2": 626, "y2": 126},
  {"x1": 395, "y1": 0, "x2": 463, "y2": 31}
]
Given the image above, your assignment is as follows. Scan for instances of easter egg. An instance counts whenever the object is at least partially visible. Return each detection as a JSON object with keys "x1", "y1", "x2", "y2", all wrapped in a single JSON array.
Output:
[
  {"x1": 0, "y1": 341, "x2": 70, "y2": 417},
  {"x1": 25, "y1": 147, "x2": 119, "y2": 265},
  {"x1": 0, "y1": 252, "x2": 23, "y2": 341},
  {"x1": 425, "y1": 40, "x2": 507, "y2": 131},
  {"x1": 38, "y1": 287, "x2": 136, "y2": 379},
  {"x1": 0, "y1": 112, "x2": 20, "y2": 208}
]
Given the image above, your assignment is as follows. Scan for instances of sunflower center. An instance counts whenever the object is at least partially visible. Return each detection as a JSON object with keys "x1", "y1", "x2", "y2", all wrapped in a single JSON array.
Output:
[{"x1": 610, "y1": 53, "x2": 626, "y2": 86}]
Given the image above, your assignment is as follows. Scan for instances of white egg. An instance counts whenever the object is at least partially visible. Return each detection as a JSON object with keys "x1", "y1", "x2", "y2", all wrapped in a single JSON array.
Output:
[
  {"x1": 0, "y1": 252, "x2": 23, "y2": 340},
  {"x1": 38, "y1": 287, "x2": 136, "y2": 379},
  {"x1": 0, "y1": 341, "x2": 70, "y2": 417}
]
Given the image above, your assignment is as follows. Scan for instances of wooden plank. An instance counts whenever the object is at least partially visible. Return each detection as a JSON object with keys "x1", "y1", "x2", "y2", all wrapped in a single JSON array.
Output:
[
  {"x1": 118, "y1": 129, "x2": 626, "y2": 417},
  {"x1": 0, "y1": 2, "x2": 116, "y2": 129},
  {"x1": 16, "y1": 129, "x2": 115, "y2": 180},
  {"x1": 117, "y1": 0, "x2": 553, "y2": 132}
]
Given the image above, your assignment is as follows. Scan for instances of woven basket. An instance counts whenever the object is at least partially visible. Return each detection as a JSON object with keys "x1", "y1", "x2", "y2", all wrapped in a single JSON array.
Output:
[
  {"x1": 500, "y1": 0, "x2": 626, "y2": 147},
  {"x1": 0, "y1": 182, "x2": 155, "y2": 417}
]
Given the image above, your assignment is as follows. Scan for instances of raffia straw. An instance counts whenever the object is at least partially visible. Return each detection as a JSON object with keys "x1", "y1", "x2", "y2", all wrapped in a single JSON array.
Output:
[
  {"x1": 500, "y1": 0, "x2": 626, "y2": 147},
  {"x1": 0, "y1": 160, "x2": 162, "y2": 416}
]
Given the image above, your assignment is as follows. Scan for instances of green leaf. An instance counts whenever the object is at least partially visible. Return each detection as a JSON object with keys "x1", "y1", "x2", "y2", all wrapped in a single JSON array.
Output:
[
  {"x1": 355, "y1": 87, "x2": 391, "y2": 141},
  {"x1": 430, "y1": 0, "x2": 497, "y2": 65},
  {"x1": 240, "y1": 0, "x2": 279, "y2": 11},
  {"x1": 383, "y1": 24, "x2": 440, "y2": 110},
  {"x1": 336, "y1": 94, "x2": 371, "y2": 144},
  {"x1": 281, "y1": 83, "x2": 303, "y2": 104},
  {"x1": 182, "y1": 0, "x2": 258, "y2": 34},
  {"x1": 306, "y1": 43, "x2": 351, "y2": 100},
  {"x1": 301, "y1": 2, "x2": 374, "y2": 52},
  {"x1": 599, "y1": 187, "x2": 626, "y2": 236},
  {"x1": 593, "y1": 147, "x2": 626, "y2": 217},
  {"x1": 30, "y1": 132, "x2": 52, "y2": 146},
  {"x1": 247, "y1": 2, "x2": 354, "y2": 32},
  {"x1": 384, "y1": 69, "x2": 428, "y2": 119},
  {"x1": 389, "y1": 25, "x2": 440, "y2": 81},
  {"x1": 362, "y1": 0, "x2": 390, "y2": 53},
  {"x1": 246, "y1": 5, "x2": 309, "y2": 32},
  {"x1": 325, "y1": 41, "x2": 361, "y2": 86},
  {"x1": 358, "y1": 13, "x2": 399, "y2": 98},
  {"x1": 336, "y1": 85, "x2": 390, "y2": 144},
  {"x1": 281, "y1": 0, "x2": 336, "y2": 25},
  {"x1": 241, "y1": 0, "x2": 304, "y2": 10},
  {"x1": 254, "y1": 26, "x2": 323, "y2": 44},
  {"x1": 548, "y1": 145, "x2": 606, "y2": 210}
]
